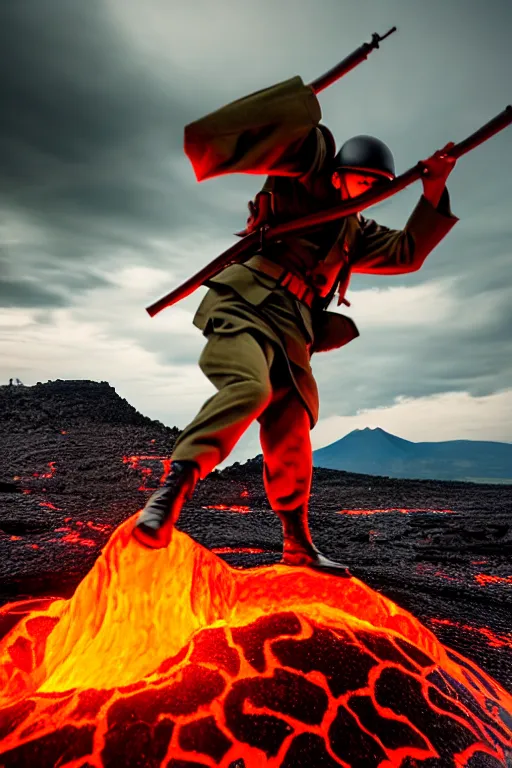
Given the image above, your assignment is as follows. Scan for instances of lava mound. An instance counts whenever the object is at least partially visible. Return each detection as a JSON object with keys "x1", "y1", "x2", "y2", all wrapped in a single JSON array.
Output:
[{"x1": 0, "y1": 521, "x2": 511, "y2": 767}]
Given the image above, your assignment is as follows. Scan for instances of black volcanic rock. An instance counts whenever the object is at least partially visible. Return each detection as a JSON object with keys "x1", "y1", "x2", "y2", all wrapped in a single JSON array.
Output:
[
  {"x1": 0, "y1": 379, "x2": 169, "y2": 430},
  {"x1": 313, "y1": 427, "x2": 512, "y2": 483},
  {"x1": 0, "y1": 380, "x2": 180, "y2": 494}
]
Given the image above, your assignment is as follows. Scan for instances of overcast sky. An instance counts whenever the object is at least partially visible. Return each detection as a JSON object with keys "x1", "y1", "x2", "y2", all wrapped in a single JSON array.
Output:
[{"x1": 0, "y1": 0, "x2": 511, "y2": 464}]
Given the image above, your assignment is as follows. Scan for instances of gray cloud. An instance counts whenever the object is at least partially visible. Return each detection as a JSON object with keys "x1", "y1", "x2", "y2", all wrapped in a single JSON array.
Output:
[{"x1": 0, "y1": 0, "x2": 511, "y2": 447}]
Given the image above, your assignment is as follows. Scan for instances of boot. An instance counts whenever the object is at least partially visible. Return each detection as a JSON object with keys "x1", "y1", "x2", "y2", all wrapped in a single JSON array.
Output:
[
  {"x1": 276, "y1": 507, "x2": 351, "y2": 577},
  {"x1": 132, "y1": 460, "x2": 199, "y2": 549}
]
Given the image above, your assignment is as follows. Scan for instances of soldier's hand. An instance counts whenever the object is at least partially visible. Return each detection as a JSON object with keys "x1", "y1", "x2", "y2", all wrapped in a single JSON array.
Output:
[
  {"x1": 420, "y1": 142, "x2": 456, "y2": 208},
  {"x1": 421, "y1": 142, "x2": 457, "y2": 182}
]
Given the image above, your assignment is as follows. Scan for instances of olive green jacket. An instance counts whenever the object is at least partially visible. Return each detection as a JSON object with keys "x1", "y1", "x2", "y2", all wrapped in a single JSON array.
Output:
[{"x1": 184, "y1": 76, "x2": 458, "y2": 425}]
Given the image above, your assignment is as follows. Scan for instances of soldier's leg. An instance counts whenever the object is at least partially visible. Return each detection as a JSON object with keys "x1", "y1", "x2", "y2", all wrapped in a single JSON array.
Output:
[
  {"x1": 258, "y1": 382, "x2": 350, "y2": 575},
  {"x1": 258, "y1": 384, "x2": 312, "y2": 512},
  {"x1": 133, "y1": 330, "x2": 275, "y2": 548},
  {"x1": 171, "y1": 330, "x2": 275, "y2": 478}
]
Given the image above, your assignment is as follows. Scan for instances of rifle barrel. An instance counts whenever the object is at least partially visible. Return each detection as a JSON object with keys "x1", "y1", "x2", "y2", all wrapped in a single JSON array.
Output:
[
  {"x1": 449, "y1": 105, "x2": 511, "y2": 159},
  {"x1": 309, "y1": 27, "x2": 397, "y2": 94}
]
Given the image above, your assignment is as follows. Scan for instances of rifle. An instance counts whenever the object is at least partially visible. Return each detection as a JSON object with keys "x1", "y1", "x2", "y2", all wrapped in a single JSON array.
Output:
[{"x1": 146, "y1": 38, "x2": 511, "y2": 318}]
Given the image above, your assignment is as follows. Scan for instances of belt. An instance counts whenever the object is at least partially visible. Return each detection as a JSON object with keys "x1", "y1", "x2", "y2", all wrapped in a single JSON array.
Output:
[{"x1": 244, "y1": 254, "x2": 316, "y2": 309}]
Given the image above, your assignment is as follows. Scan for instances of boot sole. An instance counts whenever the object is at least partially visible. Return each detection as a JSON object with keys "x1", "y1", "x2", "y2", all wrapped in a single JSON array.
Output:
[
  {"x1": 308, "y1": 564, "x2": 352, "y2": 578},
  {"x1": 281, "y1": 557, "x2": 352, "y2": 578}
]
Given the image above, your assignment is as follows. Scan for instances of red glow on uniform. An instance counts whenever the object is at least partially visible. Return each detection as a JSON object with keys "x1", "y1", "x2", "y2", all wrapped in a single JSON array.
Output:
[
  {"x1": 0, "y1": 518, "x2": 510, "y2": 765},
  {"x1": 203, "y1": 504, "x2": 252, "y2": 513},
  {"x1": 338, "y1": 507, "x2": 456, "y2": 516}
]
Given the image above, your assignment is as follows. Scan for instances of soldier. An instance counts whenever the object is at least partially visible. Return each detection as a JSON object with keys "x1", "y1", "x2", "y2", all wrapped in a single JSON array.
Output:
[{"x1": 132, "y1": 76, "x2": 457, "y2": 574}]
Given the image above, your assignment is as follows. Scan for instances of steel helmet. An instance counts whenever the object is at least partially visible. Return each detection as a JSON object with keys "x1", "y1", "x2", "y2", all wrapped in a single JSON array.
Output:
[{"x1": 333, "y1": 135, "x2": 395, "y2": 180}]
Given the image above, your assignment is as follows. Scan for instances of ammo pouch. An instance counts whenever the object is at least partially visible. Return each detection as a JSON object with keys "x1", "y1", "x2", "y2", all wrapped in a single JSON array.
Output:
[{"x1": 311, "y1": 309, "x2": 359, "y2": 354}]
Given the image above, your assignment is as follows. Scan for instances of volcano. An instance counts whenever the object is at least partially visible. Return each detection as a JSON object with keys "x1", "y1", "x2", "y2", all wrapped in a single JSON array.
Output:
[
  {"x1": 0, "y1": 518, "x2": 511, "y2": 767},
  {"x1": 313, "y1": 428, "x2": 512, "y2": 483}
]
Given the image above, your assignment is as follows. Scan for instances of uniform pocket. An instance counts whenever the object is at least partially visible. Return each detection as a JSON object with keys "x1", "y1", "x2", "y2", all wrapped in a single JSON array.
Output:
[{"x1": 207, "y1": 264, "x2": 275, "y2": 306}]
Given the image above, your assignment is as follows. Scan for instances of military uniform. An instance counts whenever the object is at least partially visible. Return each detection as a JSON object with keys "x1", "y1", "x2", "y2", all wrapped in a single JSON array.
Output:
[{"x1": 170, "y1": 76, "x2": 458, "y2": 512}]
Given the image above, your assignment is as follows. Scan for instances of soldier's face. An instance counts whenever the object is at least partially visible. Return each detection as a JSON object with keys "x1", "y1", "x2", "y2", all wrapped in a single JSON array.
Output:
[{"x1": 332, "y1": 171, "x2": 382, "y2": 199}]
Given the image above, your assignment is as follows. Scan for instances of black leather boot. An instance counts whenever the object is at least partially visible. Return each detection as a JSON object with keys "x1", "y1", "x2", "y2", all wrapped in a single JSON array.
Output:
[
  {"x1": 276, "y1": 507, "x2": 351, "y2": 577},
  {"x1": 132, "y1": 460, "x2": 200, "y2": 549}
]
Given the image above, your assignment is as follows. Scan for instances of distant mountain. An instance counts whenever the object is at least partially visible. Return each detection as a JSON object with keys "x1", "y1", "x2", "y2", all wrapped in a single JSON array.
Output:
[{"x1": 312, "y1": 427, "x2": 512, "y2": 483}]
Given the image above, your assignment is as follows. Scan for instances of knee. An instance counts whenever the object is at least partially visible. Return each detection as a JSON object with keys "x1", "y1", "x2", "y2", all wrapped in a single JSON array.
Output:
[{"x1": 245, "y1": 377, "x2": 272, "y2": 411}]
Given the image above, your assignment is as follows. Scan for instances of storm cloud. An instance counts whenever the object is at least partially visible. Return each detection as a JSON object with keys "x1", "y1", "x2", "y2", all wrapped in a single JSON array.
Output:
[{"x1": 0, "y1": 0, "x2": 511, "y2": 460}]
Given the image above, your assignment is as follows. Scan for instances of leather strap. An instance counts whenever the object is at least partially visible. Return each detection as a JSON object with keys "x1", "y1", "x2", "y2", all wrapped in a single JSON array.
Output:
[{"x1": 244, "y1": 254, "x2": 316, "y2": 308}]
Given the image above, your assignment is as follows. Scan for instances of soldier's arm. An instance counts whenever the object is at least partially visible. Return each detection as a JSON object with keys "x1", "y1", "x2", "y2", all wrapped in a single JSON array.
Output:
[
  {"x1": 184, "y1": 76, "x2": 330, "y2": 181},
  {"x1": 351, "y1": 188, "x2": 459, "y2": 275}
]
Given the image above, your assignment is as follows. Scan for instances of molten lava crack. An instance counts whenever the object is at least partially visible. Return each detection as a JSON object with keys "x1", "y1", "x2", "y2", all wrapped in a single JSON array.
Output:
[{"x1": 0, "y1": 517, "x2": 511, "y2": 766}]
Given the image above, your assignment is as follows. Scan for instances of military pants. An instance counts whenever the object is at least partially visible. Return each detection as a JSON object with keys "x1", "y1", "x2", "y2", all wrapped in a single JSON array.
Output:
[{"x1": 171, "y1": 330, "x2": 313, "y2": 511}]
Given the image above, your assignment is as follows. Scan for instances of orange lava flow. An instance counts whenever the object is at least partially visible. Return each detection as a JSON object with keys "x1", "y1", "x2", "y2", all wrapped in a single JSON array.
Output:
[
  {"x1": 0, "y1": 519, "x2": 511, "y2": 766},
  {"x1": 203, "y1": 504, "x2": 252, "y2": 513}
]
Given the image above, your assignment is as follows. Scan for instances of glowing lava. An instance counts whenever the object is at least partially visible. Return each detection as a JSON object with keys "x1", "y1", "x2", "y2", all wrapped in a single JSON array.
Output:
[
  {"x1": 428, "y1": 618, "x2": 512, "y2": 651},
  {"x1": 31, "y1": 461, "x2": 57, "y2": 480},
  {"x1": 122, "y1": 455, "x2": 171, "y2": 491},
  {"x1": 338, "y1": 508, "x2": 456, "y2": 516},
  {"x1": 475, "y1": 574, "x2": 512, "y2": 587},
  {"x1": 212, "y1": 547, "x2": 270, "y2": 555},
  {"x1": 0, "y1": 519, "x2": 510, "y2": 766}
]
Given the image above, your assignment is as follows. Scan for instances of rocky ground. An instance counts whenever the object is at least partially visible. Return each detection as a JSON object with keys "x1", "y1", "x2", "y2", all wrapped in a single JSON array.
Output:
[{"x1": 1, "y1": 380, "x2": 511, "y2": 692}]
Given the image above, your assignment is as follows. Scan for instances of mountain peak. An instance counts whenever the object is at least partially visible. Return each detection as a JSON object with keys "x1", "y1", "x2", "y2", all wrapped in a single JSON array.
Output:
[{"x1": 347, "y1": 427, "x2": 391, "y2": 439}]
